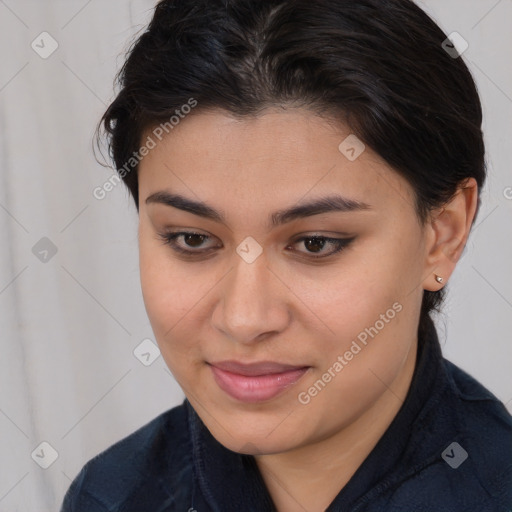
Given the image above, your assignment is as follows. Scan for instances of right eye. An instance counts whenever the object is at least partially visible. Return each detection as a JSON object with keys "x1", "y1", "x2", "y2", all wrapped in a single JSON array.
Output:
[{"x1": 157, "y1": 230, "x2": 221, "y2": 257}]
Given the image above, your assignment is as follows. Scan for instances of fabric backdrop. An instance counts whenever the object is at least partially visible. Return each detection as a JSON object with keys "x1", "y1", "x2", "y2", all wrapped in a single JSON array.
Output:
[{"x1": 0, "y1": 1, "x2": 511, "y2": 510}]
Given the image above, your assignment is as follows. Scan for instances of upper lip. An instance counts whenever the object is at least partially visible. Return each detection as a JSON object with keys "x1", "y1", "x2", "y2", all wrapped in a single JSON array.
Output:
[{"x1": 209, "y1": 360, "x2": 308, "y2": 376}]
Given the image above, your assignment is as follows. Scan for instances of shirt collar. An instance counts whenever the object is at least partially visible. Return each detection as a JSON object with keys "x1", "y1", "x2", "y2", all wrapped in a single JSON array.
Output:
[{"x1": 187, "y1": 317, "x2": 449, "y2": 511}]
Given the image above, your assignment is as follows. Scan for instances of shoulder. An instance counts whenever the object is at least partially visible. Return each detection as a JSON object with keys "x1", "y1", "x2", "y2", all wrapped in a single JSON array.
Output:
[
  {"x1": 443, "y1": 359, "x2": 512, "y2": 493},
  {"x1": 390, "y1": 359, "x2": 512, "y2": 512},
  {"x1": 444, "y1": 357, "x2": 512, "y2": 460},
  {"x1": 60, "y1": 401, "x2": 193, "y2": 512}
]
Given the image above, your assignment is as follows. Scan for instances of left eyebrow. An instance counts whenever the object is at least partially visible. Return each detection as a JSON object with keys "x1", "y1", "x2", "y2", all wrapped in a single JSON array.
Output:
[
  {"x1": 270, "y1": 195, "x2": 371, "y2": 227},
  {"x1": 145, "y1": 191, "x2": 371, "y2": 228}
]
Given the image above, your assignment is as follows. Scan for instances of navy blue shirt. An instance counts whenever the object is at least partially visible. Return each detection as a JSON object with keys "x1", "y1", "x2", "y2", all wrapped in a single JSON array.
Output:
[{"x1": 61, "y1": 319, "x2": 512, "y2": 511}]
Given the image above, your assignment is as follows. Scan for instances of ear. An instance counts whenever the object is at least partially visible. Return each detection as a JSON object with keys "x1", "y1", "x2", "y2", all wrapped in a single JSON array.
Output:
[{"x1": 422, "y1": 178, "x2": 479, "y2": 292}]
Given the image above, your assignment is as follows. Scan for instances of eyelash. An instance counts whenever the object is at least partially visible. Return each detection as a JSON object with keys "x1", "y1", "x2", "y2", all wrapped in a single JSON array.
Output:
[{"x1": 156, "y1": 231, "x2": 354, "y2": 260}]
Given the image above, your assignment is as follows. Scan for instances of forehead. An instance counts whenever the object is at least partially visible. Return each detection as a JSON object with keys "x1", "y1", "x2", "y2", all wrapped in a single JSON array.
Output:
[{"x1": 137, "y1": 108, "x2": 415, "y2": 216}]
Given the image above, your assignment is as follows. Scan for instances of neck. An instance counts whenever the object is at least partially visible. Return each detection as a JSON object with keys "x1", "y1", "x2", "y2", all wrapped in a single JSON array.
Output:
[{"x1": 255, "y1": 340, "x2": 418, "y2": 512}]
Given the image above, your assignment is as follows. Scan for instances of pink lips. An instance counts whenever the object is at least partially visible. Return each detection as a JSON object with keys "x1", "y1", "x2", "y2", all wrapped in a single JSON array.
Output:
[{"x1": 209, "y1": 360, "x2": 309, "y2": 403}]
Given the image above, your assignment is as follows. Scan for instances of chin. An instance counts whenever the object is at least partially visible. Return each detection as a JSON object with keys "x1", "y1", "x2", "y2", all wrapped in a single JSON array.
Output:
[
  {"x1": 219, "y1": 430, "x2": 304, "y2": 456},
  {"x1": 194, "y1": 404, "x2": 310, "y2": 455}
]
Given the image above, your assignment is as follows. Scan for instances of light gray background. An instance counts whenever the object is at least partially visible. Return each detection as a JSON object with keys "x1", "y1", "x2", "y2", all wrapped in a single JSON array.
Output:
[{"x1": 0, "y1": 1, "x2": 510, "y2": 510}]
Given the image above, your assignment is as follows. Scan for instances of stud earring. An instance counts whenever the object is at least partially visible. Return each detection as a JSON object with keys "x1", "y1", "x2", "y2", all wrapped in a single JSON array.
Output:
[{"x1": 435, "y1": 274, "x2": 444, "y2": 284}]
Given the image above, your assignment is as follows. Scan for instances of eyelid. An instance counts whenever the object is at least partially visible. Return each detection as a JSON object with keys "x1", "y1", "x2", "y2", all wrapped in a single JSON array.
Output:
[
  {"x1": 157, "y1": 229, "x2": 355, "y2": 260},
  {"x1": 287, "y1": 235, "x2": 355, "y2": 259},
  {"x1": 156, "y1": 230, "x2": 221, "y2": 255}
]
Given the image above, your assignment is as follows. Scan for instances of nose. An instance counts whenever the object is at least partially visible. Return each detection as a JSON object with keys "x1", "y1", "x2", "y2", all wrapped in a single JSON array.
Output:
[{"x1": 211, "y1": 252, "x2": 291, "y2": 345}]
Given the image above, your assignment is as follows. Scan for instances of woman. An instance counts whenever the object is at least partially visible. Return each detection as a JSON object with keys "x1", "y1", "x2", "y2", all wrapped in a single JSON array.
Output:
[{"x1": 61, "y1": 0, "x2": 512, "y2": 510}]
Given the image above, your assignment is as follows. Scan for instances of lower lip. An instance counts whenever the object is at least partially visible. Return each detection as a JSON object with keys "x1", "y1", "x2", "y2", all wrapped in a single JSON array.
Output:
[{"x1": 209, "y1": 365, "x2": 309, "y2": 403}]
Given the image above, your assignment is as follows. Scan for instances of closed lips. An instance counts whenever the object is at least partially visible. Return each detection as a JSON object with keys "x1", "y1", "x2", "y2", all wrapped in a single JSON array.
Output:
[{"x1": 208, "y1": 361, "x2": 310, "y2": 403}]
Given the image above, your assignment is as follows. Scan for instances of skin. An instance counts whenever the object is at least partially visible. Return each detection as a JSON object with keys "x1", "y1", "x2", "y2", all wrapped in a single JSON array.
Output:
[{"x1": 137, "y1": 108, "x2": 478, "y2": 512}]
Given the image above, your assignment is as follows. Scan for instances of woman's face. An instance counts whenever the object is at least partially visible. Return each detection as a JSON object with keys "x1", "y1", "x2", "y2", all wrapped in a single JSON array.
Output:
[{"x1": 138, "y1": 108, "x2": 430, "y2": 454}]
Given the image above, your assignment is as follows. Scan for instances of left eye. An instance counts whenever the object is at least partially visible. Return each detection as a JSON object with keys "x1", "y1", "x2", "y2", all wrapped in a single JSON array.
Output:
[
  {"x1": 157, "y1": 231, "x2": 354, "y2": 259},
  {"x1": 286, "y1": 235, "x2": 354, "y2": 258}
]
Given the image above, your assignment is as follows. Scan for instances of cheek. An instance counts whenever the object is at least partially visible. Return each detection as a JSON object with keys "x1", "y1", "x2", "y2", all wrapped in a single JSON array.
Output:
[
  {"x1": 139, "y1": 252, "x2": 200, "y2": 390},
  {"x1": 139, "y1": 235, "x2": 197, "y2": 346},
  {"x1": 138, "y1": 234, "x2": 221, "y2": 375},
  {"x1": 298, "y1": 272, "x2": 406, "y2": 369},
  {"x1": 292, "y1": 274, "x2": 415, "y2": 433},
  {"x1": 139, "y1": 245, "x2": 177, "y2": 330},
  {"x1": 291, "y1": 233, "x2": 422, "y2": 390},
  {"x1": 281, "y1": 243, "x2": 410, "y2": 351}
]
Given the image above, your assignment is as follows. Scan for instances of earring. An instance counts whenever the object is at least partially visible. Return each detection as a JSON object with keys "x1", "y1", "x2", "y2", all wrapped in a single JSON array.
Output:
[{"x1": 435, "y1": 274, "x2": 444, "y2": 284}]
